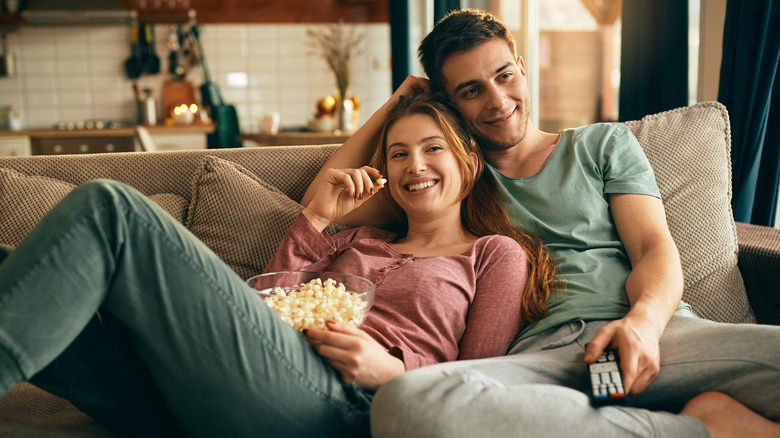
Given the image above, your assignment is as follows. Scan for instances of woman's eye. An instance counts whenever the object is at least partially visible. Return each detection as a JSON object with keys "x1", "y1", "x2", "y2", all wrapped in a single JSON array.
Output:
[
  {"x1": 427, "y1": 145, "x2": 443, "y2": 152},
  {"x1": 391, "y1": 152, "x2": 407, "y2": 159}
]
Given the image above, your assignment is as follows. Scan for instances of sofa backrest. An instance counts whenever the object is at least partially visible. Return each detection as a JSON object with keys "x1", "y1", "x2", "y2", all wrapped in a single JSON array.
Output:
[
  {"x1": 0, "y1": 144, "x2": 340, "y2": 203},
  {"x1": 0, "y1": 102, "x2": 756, "y2": 324}
]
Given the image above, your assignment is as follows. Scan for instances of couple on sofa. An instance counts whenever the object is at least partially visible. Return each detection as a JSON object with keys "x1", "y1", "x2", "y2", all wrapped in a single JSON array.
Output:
[{"x1": 0, "y1": 8, "x2": 778, "y2": 438}]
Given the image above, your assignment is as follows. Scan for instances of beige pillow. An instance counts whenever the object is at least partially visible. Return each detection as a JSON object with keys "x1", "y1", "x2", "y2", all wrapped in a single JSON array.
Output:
[
  {"x1": 625, "y1": 101, "x2": 755, "y2": 323},
  {"x1": 0, "y1": 168, "x2": 189, "y2": 247},
  {"x1": 0, "y1": 168, "x2": 76, "y2": 246},
  {"x1": 184, "y1": 156, "x2": 311, "y2": 280}
]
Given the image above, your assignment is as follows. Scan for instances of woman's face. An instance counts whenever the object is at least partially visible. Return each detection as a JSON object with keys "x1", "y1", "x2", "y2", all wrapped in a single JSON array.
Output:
[{"x1": 384, "y1": 113, "x2": 472, "y2": 220}]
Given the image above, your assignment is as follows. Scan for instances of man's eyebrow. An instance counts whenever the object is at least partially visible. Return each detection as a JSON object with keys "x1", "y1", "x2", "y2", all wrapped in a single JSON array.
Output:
[{"x1": 452, "y1": 62, "x2": 514, "y2": 95}]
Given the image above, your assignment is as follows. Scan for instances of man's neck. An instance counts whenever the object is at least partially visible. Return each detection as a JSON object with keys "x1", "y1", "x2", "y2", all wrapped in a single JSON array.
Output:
[{"x1": 484, "y1": 125, "x2": 560, "y2": 179}]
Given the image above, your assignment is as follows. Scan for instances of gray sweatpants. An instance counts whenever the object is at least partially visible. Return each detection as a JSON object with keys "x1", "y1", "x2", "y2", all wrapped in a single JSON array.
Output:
[{"x1": 371, "y1": 310, "x2": 780, "y2": 438}]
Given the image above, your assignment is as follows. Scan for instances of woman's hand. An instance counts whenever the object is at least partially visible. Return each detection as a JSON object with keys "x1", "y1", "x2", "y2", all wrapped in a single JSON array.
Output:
[
  {"x1": 303, "y1": 166, "x2": 385, "y2": 232},
  {"x1": 304, "y1": 321, "x2": 405, "y2": 390}
]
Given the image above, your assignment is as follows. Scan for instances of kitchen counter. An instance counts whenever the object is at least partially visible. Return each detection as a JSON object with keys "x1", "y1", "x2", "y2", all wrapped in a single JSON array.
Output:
[
  {"x1": 239, "y1": 131, "x2": 351, "y2": 146},
  {"x1": 0, "y1": 123, "x2": 216, "y2": 155},
  {"x1": 0, "y1": 123, "x2": 215, "y2": 138}
]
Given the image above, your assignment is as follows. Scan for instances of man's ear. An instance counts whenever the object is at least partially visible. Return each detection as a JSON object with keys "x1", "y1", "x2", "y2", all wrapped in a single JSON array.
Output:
[{"x1": 517, "y1": 56, "x2": 526, "y2": 76}]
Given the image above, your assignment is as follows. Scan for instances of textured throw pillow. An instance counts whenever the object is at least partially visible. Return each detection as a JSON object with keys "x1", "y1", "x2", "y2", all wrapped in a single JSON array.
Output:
[
  {"x1": 185, "y1": 156, "x2": 312, "y2": 280},
  {"x1": 625, "y1": 101, "x2": 755, "y2": 323},
  {"x1": 0, "y1": 168, "x2": 76, "y2": 246},
  {"x1": 0, "y1": 168, "x2": 190, "y2": 248}
]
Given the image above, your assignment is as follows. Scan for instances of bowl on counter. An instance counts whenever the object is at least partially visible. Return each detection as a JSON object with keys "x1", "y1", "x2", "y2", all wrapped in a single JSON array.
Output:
[
  {"x1": 307, "y1": 116, "x2": 333, "y2": 133},
  {"x1": 247, "y1": 271, "x2": 375, "y2": 331}
]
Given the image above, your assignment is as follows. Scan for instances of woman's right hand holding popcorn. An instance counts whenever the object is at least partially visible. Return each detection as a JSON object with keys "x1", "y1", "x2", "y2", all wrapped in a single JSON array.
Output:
[{"x1": 303, "y1": 166, "x2": 386, "y2": 232}]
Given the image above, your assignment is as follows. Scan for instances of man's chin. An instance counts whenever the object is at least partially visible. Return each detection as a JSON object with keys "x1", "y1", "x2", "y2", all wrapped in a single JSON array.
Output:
[{"x1": 474, "y1": 133, "x2": 523, "y2": 152}]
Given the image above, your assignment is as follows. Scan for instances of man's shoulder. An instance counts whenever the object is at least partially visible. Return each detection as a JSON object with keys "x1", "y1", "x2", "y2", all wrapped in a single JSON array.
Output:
[{"x1": 567, "y1": 122, "x2": 630, "y2": 142}]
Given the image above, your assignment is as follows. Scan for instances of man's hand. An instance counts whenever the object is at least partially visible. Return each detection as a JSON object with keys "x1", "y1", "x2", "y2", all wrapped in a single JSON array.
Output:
[
  {"x1": 304, "y1": 321, "x2": 405, "y2": 390},
  {"x1": 303, "y1": 167, "x2": 386, "y2": 232},
  {"x1": 584, "y1": 313, "x2": 663, "y2": 395}
]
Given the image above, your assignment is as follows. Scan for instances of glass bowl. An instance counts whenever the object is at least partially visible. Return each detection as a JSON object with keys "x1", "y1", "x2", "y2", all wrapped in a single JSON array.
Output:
[{"x1": 247, "y1": 271, "x2": 375, "y2": 331}]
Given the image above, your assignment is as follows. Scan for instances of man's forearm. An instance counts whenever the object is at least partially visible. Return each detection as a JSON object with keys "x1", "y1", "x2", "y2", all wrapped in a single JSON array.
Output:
[{"x1": 623, "y1": 244, "x2": 684, "y2": 338}]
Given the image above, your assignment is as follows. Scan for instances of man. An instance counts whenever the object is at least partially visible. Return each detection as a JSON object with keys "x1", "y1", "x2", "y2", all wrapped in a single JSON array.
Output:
[{"x1": 302, "y1": 8, "x2": 780, "y2": 437}]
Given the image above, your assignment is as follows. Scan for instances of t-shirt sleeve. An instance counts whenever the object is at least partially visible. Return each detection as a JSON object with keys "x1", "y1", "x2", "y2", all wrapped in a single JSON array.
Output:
[
  {"x1": 458, "y1": 236, "x2": 527, "y2": 360},
  {"x1": 602, "y1": 124, "x2": 661, "y2": 198}
]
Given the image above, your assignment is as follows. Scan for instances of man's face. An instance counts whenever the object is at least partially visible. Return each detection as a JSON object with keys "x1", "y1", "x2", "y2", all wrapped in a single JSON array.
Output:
[{"x1": 440, "y1": 39, "x2": 530, "y2": 152}]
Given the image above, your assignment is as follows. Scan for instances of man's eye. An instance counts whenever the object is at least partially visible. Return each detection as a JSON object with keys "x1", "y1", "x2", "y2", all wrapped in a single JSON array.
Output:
[
  {"x1": 462, "y1": 87, "x2": 478, "y2": 98},
  {"x1": 500, "y1": 72, "x2": 512, "y2": 81}
]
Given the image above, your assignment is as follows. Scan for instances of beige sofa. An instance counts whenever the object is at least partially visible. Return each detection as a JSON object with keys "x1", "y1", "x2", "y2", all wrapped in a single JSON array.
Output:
[{"x1": 0, "y1": 101, "x2": 778, "y2": 437}]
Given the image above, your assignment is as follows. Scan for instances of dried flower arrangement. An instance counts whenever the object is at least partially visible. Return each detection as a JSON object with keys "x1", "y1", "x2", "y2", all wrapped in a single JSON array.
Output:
[{"x1": 306, "y1": 21, "x2": 365, "y2": 98}]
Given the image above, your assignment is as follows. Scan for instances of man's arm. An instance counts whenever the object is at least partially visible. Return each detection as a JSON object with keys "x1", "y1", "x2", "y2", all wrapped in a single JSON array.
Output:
[
  {"x1": 301, "y1": 76, "x2": 429, "y2": 228},
  {"x1": 585, "y1": 193, "x2": 683, "y2": 395}
]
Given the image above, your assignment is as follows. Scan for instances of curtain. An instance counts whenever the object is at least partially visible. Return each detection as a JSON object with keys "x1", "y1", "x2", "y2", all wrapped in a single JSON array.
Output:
[
  {"x1": 718, "y1": 0, "x2": 780, "y2": 226},
  {"x1": 434, "y1": 0, "x2": 461, "y2": 23},
  {"x1": 618, "y1": 0, "x2": 688, "y2": 122},
  {"x1": 389, "y1": 0, "x2": 412, "y2": 91}
]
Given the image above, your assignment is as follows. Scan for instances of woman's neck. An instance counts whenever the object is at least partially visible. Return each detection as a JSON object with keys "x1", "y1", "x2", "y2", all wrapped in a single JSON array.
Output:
[{"x1": 391, "y1": 212, "x2": 477, "y2": 257}]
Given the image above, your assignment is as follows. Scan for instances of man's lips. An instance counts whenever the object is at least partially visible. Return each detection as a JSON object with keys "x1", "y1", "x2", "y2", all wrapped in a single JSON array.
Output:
[{"x1": 484, "y1": 107, "x2": 516, "y2": 125}]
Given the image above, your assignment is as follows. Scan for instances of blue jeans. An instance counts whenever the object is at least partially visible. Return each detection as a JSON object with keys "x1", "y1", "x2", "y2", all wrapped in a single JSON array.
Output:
[{"x1": 0, "y1": 181, "x2": 371, "y2": 438}]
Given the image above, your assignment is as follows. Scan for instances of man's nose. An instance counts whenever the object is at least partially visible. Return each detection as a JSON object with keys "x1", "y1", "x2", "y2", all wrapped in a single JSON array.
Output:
[{"x1": 484, "y1": 83, "x2": 507, "y2": 110}]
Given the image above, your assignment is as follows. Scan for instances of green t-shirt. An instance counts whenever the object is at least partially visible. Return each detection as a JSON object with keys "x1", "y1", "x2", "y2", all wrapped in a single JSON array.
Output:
[{"x1": 487, "y1": 123, "x2": 687, "y2": 345}]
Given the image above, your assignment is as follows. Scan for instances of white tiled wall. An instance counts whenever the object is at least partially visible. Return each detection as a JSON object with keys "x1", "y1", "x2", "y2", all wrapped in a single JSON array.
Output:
[{"x1": 0, "y1": 23, "x2": 392, "y2": 132}]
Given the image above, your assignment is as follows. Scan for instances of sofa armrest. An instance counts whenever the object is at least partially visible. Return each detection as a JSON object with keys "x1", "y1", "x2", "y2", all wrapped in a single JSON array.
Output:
[{"x1": 736, "y1": 222, "x2": 780, "y2": 325}]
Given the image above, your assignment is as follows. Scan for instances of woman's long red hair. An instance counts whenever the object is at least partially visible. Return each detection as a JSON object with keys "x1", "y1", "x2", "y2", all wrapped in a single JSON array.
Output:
[{"x1": 376, "y1": 91, "x2": 563, "y2": 323}]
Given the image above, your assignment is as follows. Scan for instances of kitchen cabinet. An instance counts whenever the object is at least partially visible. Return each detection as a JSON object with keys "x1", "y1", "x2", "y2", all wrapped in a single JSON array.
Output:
[
  {"x1": 0, "y1": 135, "x2": 31, "y2": 156},
  {"x1": 144, "y1": 123, "x2": 214, "y2": 151}
]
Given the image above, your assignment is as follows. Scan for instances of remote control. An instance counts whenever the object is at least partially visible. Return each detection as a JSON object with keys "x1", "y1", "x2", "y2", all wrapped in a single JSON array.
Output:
[{"x1": 588, "y1": 348, "x2": 626, "y2": 406}]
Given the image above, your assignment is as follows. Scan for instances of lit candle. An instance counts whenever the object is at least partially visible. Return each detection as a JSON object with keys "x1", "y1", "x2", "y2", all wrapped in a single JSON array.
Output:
[{"x1": 172, "y1": 103, "x2": 194, "y2": 125}]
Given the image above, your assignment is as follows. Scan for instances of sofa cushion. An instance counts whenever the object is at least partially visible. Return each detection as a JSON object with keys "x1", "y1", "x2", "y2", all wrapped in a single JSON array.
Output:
[
  {"x1": 184, "y1": 156, "x2": 307, "y2": 280},
  {"x1": 0, "y1": 168, "x2": 76, "y2": 247},
  {"x1": 0, "y1": 168, "x2": 189, "y2": 247},
  {"x1": 625, "y1": 101, "x2": 755, "y2": 323}
]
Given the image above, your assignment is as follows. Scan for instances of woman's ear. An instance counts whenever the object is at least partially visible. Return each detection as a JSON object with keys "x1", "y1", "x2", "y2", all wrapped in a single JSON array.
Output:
[{"x1": 469, "y1": 152, "x2": 479, "y2": 178}]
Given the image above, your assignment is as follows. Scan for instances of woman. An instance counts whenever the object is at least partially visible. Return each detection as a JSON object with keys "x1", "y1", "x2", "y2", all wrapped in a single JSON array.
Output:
[{"x1": 0, "y1": 92, "x2": 558, "y2": 438}]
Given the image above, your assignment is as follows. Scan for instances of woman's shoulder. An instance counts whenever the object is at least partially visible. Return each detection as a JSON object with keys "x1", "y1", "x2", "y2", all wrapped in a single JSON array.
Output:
[{"x1": 472, "y1": 234, "x2": 525, "y2": 256}]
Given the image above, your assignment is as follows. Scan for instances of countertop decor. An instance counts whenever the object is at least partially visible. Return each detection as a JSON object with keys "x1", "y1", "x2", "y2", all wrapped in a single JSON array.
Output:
[{"x1": 307, "y1": 21, "x2": 364, "y2": 132}]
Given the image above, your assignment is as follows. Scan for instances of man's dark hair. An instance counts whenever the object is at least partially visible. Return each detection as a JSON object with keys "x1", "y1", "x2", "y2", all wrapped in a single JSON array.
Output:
[{"x1": 418, "y1": 8, "x2": 517, "y2": 93}]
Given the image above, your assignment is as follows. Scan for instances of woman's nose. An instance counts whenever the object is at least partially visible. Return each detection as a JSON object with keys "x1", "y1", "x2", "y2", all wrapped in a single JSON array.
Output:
[{"x1": 407, "y1": 153, "x2": 427, "y2": 173}]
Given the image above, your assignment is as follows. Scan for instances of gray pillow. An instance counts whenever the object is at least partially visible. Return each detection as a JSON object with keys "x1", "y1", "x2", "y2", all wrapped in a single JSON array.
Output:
[
  {"x1": 0, "y1": 167, "x2": 188, "y2": 247},
  {"x1": 184, "y1": 156, "x2": 305, "y2": 280},
  {"x1": 625, "y1": 101, "x2": 755, "y2": 323}
]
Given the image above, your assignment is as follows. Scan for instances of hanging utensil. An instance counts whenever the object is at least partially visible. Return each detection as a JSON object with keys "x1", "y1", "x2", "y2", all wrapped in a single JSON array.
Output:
[
  {"x1": 0, "y1": 30, "x2": 16, "y2": 78},
  {"x1": 124, "y1": 12, "x2": 142, "y2": 80},
  {"x1": 167, "y1": 24, "x2": 186, "y2": 79},
  {"x1": 189, "y1": 11, "x2": 240, "y2": 148},
  {"x1": 143, "y1": 23, "x2": 160, "y2": 74}
]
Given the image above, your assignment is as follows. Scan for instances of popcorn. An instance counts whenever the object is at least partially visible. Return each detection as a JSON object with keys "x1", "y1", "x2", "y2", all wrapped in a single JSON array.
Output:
[
  {"x1": 262, "y1": 278, "x2": 367, "y2": 331},
  {"x1": 376, "y1": 177, "x2": 387, "y2": 185}
]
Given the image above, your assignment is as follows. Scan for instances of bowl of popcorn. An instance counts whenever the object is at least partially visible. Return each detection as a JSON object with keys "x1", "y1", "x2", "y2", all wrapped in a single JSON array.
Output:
[{"x1": 247, "y1": 271, "x2": 375, "y2": 332}]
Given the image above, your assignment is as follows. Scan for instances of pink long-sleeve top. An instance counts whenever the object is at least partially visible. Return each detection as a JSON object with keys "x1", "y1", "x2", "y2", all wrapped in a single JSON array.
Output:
[{"x1": 263, "y1": 214, "x2": 529, "y2": 370}]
